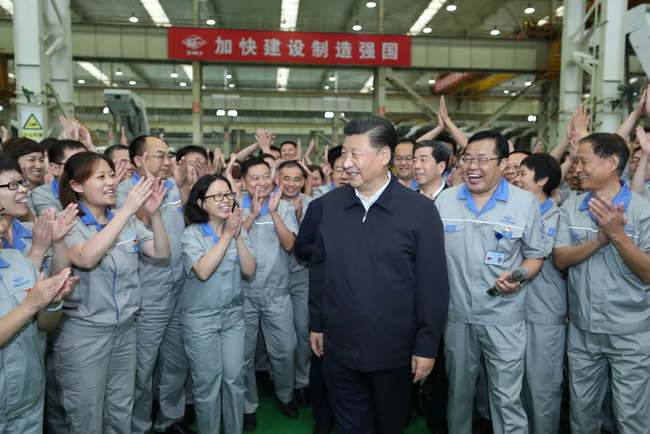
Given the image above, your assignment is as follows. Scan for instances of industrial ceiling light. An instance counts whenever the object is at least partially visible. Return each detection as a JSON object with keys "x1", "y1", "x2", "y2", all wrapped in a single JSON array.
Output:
[
  {"x1": 328, "y1": 74, "x2": 336, "y2": 82},
  {"x1": 226, "y1": 73, "x2": 232, "y2": 79},
  {"x1": 428, "y1": 78, "x2": 436, "y2": 84},
  {"x1": 280, "y1": 0, "x2": 299, "y2": 31},
  {"x1": 366, "y1": 1, "x2": 376, "y2": 7},
  {"x1": 324, "y1": 111, "x2": 335, "y2": 119},
  {"x1": 227, "y1": 109, "x2": 238, "y2": 117},
  {"x1": 179, "y1": 81, "x2": 187, "y2": 87},
  {"x1": 409, "y1": 0, "x2": 445, "y2": 34},
  {"x1": 140, "y1": 0, "x2": 171, "y2": 26},
  {"x1": 206, "y1": 18, "x2": 216, "y2": 25},
  {"x1": 228, "y1": 83, "x2": 235, "y2": 88},
  {"x1": 77, "y1": 61, "x2": 111, "y2": 86},
  {"x1": 490, "y1": 26, "x2": 500, "y2": 36},
  {"x1": 352, "y1": 22, "x2": 362, "y2": 31},
  {"x1": 423, "y1": 27, "x2": 432, "y2": 33},
  {"x1": 524, "y1": 80, "x2": 532, "y2": 86},
  {"x1": 524, "y1": 3, "x2": 535, "y2": 14},
  {"x1": 170, "y1": 71, "x2": 178, "y2": 78},
  {"x1": 103, "y1": 107, "x2": 110, "y2": 114},
  {"x1": 115, "y1": 68, "x2": 123, "y2": 76},
  {"x1": 446, "y1": 0, "x2": 456, "y2": 12},
  {"x1": 77, "y1": 79, "x2": 85, "y2": 84},
  {"x1": 503, "y1": 89, "x2": 510, "y2": 94},
  {"x1": 216, "y1": 109, "x2": 226, "y2": 116},
  {"x1": 129, "y1": 14, "x2": 139, "y2": 23},
  {"x1": 129, "y1": 80, "x2": 136, "y2": 85},
  {"x1": 537, "y1": 18, "x2": 548, "y2": 25},
  {"x1": 324, "y1": 85, "x2": 330, "y2": 90}
]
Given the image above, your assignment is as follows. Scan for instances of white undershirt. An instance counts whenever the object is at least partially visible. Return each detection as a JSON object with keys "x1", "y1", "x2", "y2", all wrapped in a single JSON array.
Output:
[{"x1": 355, "y1": 172, "x2": 392, "y2": 211}]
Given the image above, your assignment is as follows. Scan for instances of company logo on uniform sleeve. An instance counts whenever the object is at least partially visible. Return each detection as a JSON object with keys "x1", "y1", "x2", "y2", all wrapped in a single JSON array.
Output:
[{"x1": 12, "y1": 275, "x2": 31, "y2": 288}]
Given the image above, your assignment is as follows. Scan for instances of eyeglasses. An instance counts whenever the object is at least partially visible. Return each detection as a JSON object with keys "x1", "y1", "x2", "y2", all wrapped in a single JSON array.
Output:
[
  {"x1": 204, "y1": 192, "x2": 234, "y2": 202},
  {"x1": 459, "y1": 156, "x2": 501, "y2": 167},
  {"x1": 629, "y1": 157, "x2": 641, "y2": 163},
  {"x1": 149, "y1": 153, "x2": 174, "y2": 161},
  {"x1": 0, "y1": 178, "x2": 30, "y2": 190}
]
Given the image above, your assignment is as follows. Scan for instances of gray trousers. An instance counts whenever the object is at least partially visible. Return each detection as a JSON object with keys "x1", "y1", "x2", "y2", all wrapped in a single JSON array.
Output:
[
  {"x1": 523, "y1": 322, "x2": 566, "y2": 434},
  {"x1": 243, "y1": 294, "x2": 296, "y2": 413},
  {"x1": 567, "y1": 322, "x2": 650, "y2": 434},
  {"x1": 289, "y1": 269, "x2": 310, "y2": 389},
  {"x1": 0, "y1": 399, "x2": 43, "y2": 434},
  {"x1": 445, "y1": 320, "x2": 528, "y2": 434},
  {"x1": 183, "y1": 308, "x2": 245, "y2": 434},
  {"x1": 53, "y1": 323, "x2": 136, "y2": 434},
  {"x1": 132, "y1": 286, "x2": 186, "y2": 434}
]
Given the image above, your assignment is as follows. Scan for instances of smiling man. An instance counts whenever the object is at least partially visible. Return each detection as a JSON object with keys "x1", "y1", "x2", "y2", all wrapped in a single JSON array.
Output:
[
  {"x1": 435, "y1": 130, "x2": 546, "y2": 434},
  {"x1": 553, "y1": 133, "x2": 650, "y2": 433},
  {"x1": 309, "y1": 116, "x2": 449, "y2": 434},
  {"x1": 393, "y1": 139, "x2": 418, "y2": 189}
]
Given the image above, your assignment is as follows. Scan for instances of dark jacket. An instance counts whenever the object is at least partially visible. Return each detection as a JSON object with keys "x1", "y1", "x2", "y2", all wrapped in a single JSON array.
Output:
[
  {"x1": 294, "y1": 196, "x2": 323, "y2": 263},
  {"x1": 309, "y1": 174, "x2": 449, "y2": 371}
]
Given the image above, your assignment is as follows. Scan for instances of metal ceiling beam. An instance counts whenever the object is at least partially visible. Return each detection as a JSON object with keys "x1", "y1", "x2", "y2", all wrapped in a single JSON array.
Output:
[
  {"x1": 128, "y1": 63, "x2": 155, "y2": 87},
  {"x1": 463, "y1": 0, "x2": 505, "y2": 36},
  {"x1": 470, "y1": 80, "x2": 540, "y2": 133},
  {"x1": 385, "y1": 67, "x2": 438, "y2": 121},
  {"x1": 341, "y1": 0, "x2": 364, "y2": 33}
]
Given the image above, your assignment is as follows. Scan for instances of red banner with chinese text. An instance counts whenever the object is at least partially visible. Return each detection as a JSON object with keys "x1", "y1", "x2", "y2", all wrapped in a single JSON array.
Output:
[{"x1": 168, "y1": 28, "x2": 411, "y2": 66}]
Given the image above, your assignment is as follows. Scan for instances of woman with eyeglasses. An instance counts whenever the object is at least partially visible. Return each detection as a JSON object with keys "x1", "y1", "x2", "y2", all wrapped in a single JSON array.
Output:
[
  {"x1": 52, "y1": 152, "x2": 170, "y2": 433},
  {"x1": 181, "y1": 174, "x2": 255, "y2": 434}
]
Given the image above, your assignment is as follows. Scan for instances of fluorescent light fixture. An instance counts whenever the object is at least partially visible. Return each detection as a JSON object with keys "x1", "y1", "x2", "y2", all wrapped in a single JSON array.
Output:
[
  {"x1": 228, "y1": 83, "x2": 235, "y2": 88},
  {"x1": 206, "y1": 18, "x2": 216, "y2": 25},
  {"x1": 324, "y1": 111, "x2": 335, "y2": 119},
  {"x1": 170, "y1": 72, "x2": 178, "y2": 78},
  {"x1": 115, "y1": 69, "x2": 123, "y2": 76},
  {"x1": 77, "y1": 61, "x2": 111, "y2": 86},
  {"x1": 446, "y1": 0, "x2": 456, "y2": 12},
  {"x1": 423, "y1": 27, "x2": 432, "y2": 33},
  {"x1": 490, "y1": 26, "x2": 500, "y2": 36},
  {"x1": 276, "y1": 67, "x2": 290, "y2": 91},
  {"x1": 503, "y1": 89, "x2": 509, "y2": 94},
  {"x1": 409, "y1": 0, "x2": 445, "y2": 35},
  {"x1": 352, "y1": 22, "x2": 362, "y2": 31},
  {"x1": 524, "y1": 80, "x2": 532, "y2": 86},
  {"x1": 366, "y1": 1, "x2": 376, "y2": 7},
  {"x1": 182, "y1": 65, "x2": 193, "y2": 82},
  {"x1": 139, "y1": 0, "x2": 171, "y2": 26},
  {"x1": 280, "y1": 0, "x2": 299, "y2": 31},
  {"x1": 227, "y1": 109, "x2": 238, "y2": 117},
  {"x1": 360, "y1": 75, "x2": 374, "y2": 93},
  {"x1": 428, "y1": 78, "x2": 436, "y2": 85},
  {"x1": 524, "y1": 3, "x2": 534, "y2": 14},
  {"x1": 129, "y1": 15, "x2": 139, "y2": 23},
  {"x1": 103, "y1": 107, "x2": 110, "y2": 114},
  {"x1": 179, "y1": 81, "x2": 187, "y2": 87},
  {"x1": 129, "y1": 80, "x2": 136, "y2": 85},
  {"x1": 0, "y1": 0, "x2": 13, "y2": 15},
  {"x1": 77, "y1": 79, "x2": 86, "y2": 84},
  {"x1": 216, "y1": 109, "x2": 226, "y2": 116}
]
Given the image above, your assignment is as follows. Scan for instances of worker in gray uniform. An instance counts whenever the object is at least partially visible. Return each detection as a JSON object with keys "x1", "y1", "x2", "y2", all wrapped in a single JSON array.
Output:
[
  {"x1": 513, "y1": 153, "x2": 566, "y2": 433},
  {"x1": 116, "y1": 135, "x2": 189, "y2": 434},
  {"x1": 435, "y1": 131, "x2": 546, "y2": 434},
  {"x1": 238, "y1": 156, "x2": 299, "y2": 431},
  {"x1": 181, "y1": 174, "x2": 256, "y2": 434},
  {"x1": 554, "y1": 133, "x2": 650, "y2": 434}
]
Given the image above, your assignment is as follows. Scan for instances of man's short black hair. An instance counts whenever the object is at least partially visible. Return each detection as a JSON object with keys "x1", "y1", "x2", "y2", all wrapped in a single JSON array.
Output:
[
  {"x1": 241, "y1": 156, "x2": 270, "y2": 178},
  {"x1": 327, "y1": 145, "x2": 343, "y2": 167},
  {"x1": 520, "y1": 153, "x2": 562, "y2": 196},
  {"x1": 280, "y1": 140, "x2": 297, "y2": 150},
  {"x1": 128, "y1": 135, "x2": 151, "y2": 164},
  {"x1": 579, "y1": 133, "x2": 629, "y2": 176},
  {"x1": 343, "y1": 116, "x2": 396, "y2": 153},
  {"x1": 396, "y1": 138, "x2": 416, "y2": 148},
  {"x1": 277, "y1": 160, "x2": 306, "y2": 177},
  {"x1": 103, "y1": 144, "x2": 129, "y2": 161},
  {"x1": 509, "y1": 150, "x2": 532, "y2": 158},
  {"x1": 436, "y1": 133, "x2": 457, "y2": 156},
  {"x1": 414, "y1": 140, "x2": 451, "y2": 171},
  {"x1": 176, "y1": 145, "x2": 208, "y2": 162},
  {"x1": 49, "y1": 140, "x2": 86, "y2": 165},
  {"x1": 467, "y1": 130, "x2": 509, "y2": 159}
]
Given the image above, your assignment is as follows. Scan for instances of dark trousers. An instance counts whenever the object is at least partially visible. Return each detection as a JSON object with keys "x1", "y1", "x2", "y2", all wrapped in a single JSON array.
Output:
[
  {"x1": 310, "y1": 354, "x2": 334, "y2": 428},
  {"x1": 323, "y1": 355, "x2": 413, "y2": 434}
]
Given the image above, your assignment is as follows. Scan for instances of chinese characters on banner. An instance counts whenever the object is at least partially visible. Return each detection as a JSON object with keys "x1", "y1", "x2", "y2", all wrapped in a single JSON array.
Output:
[{"x1": 168, "y1": 28, "x2": 411, "y2": 66}]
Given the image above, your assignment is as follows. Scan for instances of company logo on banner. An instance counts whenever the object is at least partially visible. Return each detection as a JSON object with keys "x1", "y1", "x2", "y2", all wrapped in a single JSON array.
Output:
[{"x1": 168, "y1": 27, "x2": 411, "y2": 66}]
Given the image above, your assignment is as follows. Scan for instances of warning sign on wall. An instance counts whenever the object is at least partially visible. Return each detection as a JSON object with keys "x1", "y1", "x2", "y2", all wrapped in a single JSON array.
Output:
[{"x1": 20, "y1": 110, "x2": 44, "y2": 140}]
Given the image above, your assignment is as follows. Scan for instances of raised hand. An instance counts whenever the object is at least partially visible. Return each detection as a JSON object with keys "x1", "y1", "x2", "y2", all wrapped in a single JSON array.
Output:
[
  {"x1": 52, "y1": 203, "x2": 79, "y2": 243},
  {"x1": 305, "y1": 138, "x2": 315, "y2": 165},
  {"x1": 634, "y1": 86, "x2": 648, "y2": 119},
  {"x1": 532, "y1": 140, "x2": 543, "y2": 154},
  {"x1": 268, "y1": 185, "x2": 283, "y2": 214},
  {"x1": 120, "y1": 126, "x2": 128, "y2": 145},
  {"x1": 123, "y1": 177, "x2": 154, "y2": 215},
  {"x1": 139, "y1": 152, "x2": 155, "y2": 179},
  {"x1": 588, "y1": 198, "x2": 628, "y2": 241},
  {"x1": 292, "y1": 194, "x2": 303, "y2": 221},
  {"x1": 171, "y1": 155, "x2": 187, "y2": 188},
  {"x1": 1, "y1": 125, "x2": 8, "y2": 144},
  {"x1": 113, "y1": 158, "x2": 127, "y2": 184},
  {"x1": 78, "y1": 124, "x2": 95, "y2": 151},
  {"x1": 636, "y1": 125, "x2": 650, "y2": 154},
  {"x1": 143, "y1": 178, "x2": 168, "y2": 215},
  {"x1": 32, "y1": 209, "x2": 55, "y2": 251},
  {"x1": 251, "y1": 186, "x2": 263, "y2": 217},
  {"x1": 225, "y1": 207, "x2": 243, "y2": 239},
  {"x1": 51, "y1": 274, "x2": 80, "y2": 303},
  {"x1": 59, "y1": 115, "x2": 79, "y2": 140},
  {"x1": 572, "y1": 104, "x2": 590, "y2": 137},
  {"x1": 25, "y1": 269, "x2": 71, "y2": 312}
]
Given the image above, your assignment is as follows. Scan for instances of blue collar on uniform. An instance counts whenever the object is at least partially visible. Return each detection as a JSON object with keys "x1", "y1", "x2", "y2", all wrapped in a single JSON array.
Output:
[
  {"x1": 51, "y1": 178, "x2": 60, "y2": 199},
  {"x1": 540, "y1": 197, "x2": 553, "y2": 216},
  {"x1": 78, "y1": 201, "x2": 114, "y2": 231},
  {"x1": 0, "y1": 257, "x2": 9, "y2": 268},
  {"x1": 409, "y1": 178, "x2": 418, "y2": 189},
  {"x1": 329, "y1": 182, "x2": 335, "y2": 191},
  {"x1": 443, "y1": 169, "x2": 451, "y2": 177},
  {"x1": 242, "y1": 194, "x2": 270, "y2": 219},
  {"x1": 457, "y1": 177, "x2": 509, "y2": 216},
  {"x1": 131, "y1": 171, "x2": 174, "y2": 191},
  {"x1": 200, "y1": 221, "x2": 227, "y2": 243},
  {"x1": 1, "y1": 219, "x2": 32, "y2": 251},
  {"x1": 579, "y1": 181, "x2": 631, "y2": 223},
  {"x1": 645, "y1": 180, "x2": 650, "y2": 185}
]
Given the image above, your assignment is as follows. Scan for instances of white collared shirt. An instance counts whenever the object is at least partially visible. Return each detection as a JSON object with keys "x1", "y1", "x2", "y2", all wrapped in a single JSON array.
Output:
[{"x1": 355, "y1": 172, "x2": 392, "y2": 211}]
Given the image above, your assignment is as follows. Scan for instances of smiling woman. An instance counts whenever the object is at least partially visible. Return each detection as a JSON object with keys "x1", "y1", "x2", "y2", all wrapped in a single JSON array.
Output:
[{"x1": 2, "y1": 138, "x2": 45, "y2": 190}]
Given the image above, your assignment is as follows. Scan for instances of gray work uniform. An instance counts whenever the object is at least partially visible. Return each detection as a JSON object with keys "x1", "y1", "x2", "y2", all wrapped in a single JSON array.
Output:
[
  {"x1": 238, "y1": 195, "x2": 298, "y2": 413},
  {"x1": 522, "y1": 198, "x2": 567, "y2": 434},
  {"x1": 0, "y1": 249, "x2": 43, "y2": 434},
  {"x1": 1, "y1": 220, "x2": 52, "y2": 276},
  {"x1": 285, "y1": 194, "x2": 312, "y2": 390},
  {"x1": 181, "y1": 223, "x2": 252, "y2": 434},
  {"x1": 555, "y1": 184, "x2": 650, "y2": 434},
  {"x1": 28, "y1": 179, "x2": 61, "y2": 216},
  {"x1": 52, "y1": 203, "x2": 153, "y2": 434},
  {"x1": 311, "y1": 182, "x2": 335, "y2": 198},
  {"x1": 643, "y1": 181, "x2": 650, "y2": 200},
  {"x1": 115, "y1": 174, "x2": 189, "y2": 433},
  {"x1": 435, "y1": 178, "x2": 546, "y2": 434}
]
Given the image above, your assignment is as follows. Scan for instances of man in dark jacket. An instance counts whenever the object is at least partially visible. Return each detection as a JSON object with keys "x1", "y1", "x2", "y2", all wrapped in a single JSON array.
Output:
[{"x1": 309, "y1": 116, "x2": 449, "y2": 434}]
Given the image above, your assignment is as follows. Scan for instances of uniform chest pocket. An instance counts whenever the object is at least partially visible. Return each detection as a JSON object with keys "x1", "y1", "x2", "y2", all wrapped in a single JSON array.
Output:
[
  {"x1": 443, "y1": 222, "x2": 466, "y2": 253},
  {"x1": 117, "y1": 238, "x2": 138, "y2": 253},
  {"x1": 219, "y1": 249, "x2": 239, "y2": 274},
  {"x1": 569, "y1": 227, "x2": 593, "y2": 245},
  {"x1": 492, "y1": 224, "x2": 524, "y2": 256}
]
